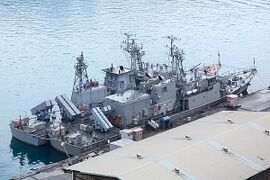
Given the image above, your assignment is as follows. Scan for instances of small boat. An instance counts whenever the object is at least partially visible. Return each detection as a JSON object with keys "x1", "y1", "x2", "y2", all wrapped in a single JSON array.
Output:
[{"x1": 9, "y1": 116, "x2": 50, "y2": 146}]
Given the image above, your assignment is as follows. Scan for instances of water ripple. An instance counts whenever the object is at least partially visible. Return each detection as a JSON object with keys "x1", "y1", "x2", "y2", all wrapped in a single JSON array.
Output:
[{"x1": 0, "y1": 0, "x2": 270, "y2": 179}]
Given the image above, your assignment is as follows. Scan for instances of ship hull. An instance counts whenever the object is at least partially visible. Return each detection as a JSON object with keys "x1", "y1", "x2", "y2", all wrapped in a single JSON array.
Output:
[
  {"x1": 169, "y1": 96, "x2": 223, "y2": 122},
  {"x1": 50, "y1": 138, "x2": 84, "y2": 156},
  {"x1": 10, "y1": 125, "x2": 49, "y2": 147},
  {"x1": 169, "y1": 83, "x2": 250, "y2": 122}
]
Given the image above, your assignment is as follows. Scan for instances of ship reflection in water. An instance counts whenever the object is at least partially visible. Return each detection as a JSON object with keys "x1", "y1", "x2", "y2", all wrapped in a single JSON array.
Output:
[{"x1": 10, "y1": 137, "x2": 66, "y2": 170}]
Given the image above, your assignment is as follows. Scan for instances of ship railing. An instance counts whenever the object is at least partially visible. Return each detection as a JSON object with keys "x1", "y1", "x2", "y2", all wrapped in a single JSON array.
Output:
[
  {"x1": 81, "y1": 134, "x2": 120, "y2": 153},
  {"x1": 51, "y1": 133, "x2": 120, "y2": 153}
]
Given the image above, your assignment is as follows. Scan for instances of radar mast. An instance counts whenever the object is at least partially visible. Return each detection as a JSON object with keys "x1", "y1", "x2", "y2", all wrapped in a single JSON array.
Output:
[
  {"x1": 166, "y1": 36, "x2": 186, "y2": 90},
  {"x1": 72, "y1": 52, "x2": 90, "y2": 93},
  {"x1": 122, "y1": 33, "x2": 145, "y2": 72}
]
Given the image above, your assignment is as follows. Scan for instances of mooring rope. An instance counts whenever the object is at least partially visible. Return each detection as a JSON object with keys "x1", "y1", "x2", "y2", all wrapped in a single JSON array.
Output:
[{"x1": 257, "y1": 71, "x2": 268, "y2": 87}]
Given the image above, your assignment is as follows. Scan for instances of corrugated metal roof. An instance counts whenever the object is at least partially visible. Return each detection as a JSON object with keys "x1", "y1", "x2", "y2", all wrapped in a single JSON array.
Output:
[{"x1": 68, "y1": 111, "x2": 270, "y2": 180}]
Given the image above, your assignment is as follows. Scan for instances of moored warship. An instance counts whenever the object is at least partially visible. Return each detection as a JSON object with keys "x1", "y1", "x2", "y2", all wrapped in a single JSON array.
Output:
[
  {"x1": 84, "y1": 34, "x2": 257, "y2": 128},
  {"x1": 10, "y1": 34, "x2": 257, "y2": 155}
]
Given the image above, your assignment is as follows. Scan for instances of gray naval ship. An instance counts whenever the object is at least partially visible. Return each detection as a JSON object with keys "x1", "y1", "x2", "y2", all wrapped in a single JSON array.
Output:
[
  {"x1": 71, "y1": 34, "x2": 256, "y2": 128},
  {"x1": 10, "y1": 34, "x2": 257, "y2": 155}
]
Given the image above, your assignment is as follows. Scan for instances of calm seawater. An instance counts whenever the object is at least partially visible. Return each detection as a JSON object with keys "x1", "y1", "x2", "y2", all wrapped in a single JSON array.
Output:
[{"x1": 0, "y1": 0, "x2": 269, "y2": 178}]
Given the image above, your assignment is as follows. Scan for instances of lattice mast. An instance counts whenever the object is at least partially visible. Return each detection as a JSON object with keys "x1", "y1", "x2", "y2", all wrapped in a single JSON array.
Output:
[
  {"x1": 122, "y1": 33, "x2": 145, "y2": 72},
  {"x1": 72, "y1": 52, "x2": 90, "y2": 93},
  {"x1": 166, "y1": 36, "x2": 186, "y2": 91},
  {"x1": 166, "y1": 35, "x2": 177, "y2": 73}
]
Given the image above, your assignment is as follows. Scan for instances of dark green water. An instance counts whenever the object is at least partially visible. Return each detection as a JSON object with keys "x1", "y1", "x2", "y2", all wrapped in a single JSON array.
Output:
[{"x1": 8, "y1": 138, "x2": 67, "y2": 178}]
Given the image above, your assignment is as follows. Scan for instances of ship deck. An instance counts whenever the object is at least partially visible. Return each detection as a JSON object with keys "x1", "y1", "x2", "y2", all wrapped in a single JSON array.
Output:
[{"x1": 55, "y1": 120, "x2": 120, "y2": 148}]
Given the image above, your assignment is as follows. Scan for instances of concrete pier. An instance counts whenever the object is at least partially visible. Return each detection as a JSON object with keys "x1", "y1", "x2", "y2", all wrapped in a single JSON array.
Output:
[{"x1": 239, "y1": 89, "x2": 270, "y2": 112}]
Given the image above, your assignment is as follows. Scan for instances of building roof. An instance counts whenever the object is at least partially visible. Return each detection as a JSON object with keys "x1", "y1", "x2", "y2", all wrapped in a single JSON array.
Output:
[
  {"x1": 105, "y1": 90, "x2": 149, "y2": 104},
  {"x1": 68, "y1": 111, "x2": 270, "y2": 180}
]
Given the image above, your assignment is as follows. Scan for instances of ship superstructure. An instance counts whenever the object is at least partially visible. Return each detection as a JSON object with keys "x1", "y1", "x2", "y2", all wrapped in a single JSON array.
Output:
[{"x1": 101, "y1": 34, "x2": 257, "y2": 128}]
